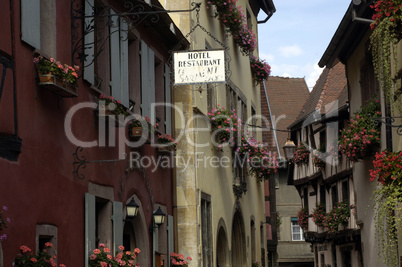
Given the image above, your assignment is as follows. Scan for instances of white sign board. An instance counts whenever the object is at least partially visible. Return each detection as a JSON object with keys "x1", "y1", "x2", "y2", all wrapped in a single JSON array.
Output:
[{"x1": 173, "y1": 50, "x2": 226, "y2": 85}]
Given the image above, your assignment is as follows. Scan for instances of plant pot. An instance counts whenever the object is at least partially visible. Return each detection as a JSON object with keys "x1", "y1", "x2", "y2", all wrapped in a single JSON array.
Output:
[
  {"x1": 157, "y1": 146, "x2": 172, "y2": 154},
  {"x1": 38, "y1": 73, "x2": 78, "y2": 98},
  {"x1": 129, "y1": 127, "x2": 143, "y2": 139}
]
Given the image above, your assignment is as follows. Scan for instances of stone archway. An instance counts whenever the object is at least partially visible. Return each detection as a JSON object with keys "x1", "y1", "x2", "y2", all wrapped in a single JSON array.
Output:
[
  {"x1": 123, "y1": 195, "x2": 149, "y2": 265},
  {"x1": 231, "y1": 210, "x2": 246, "y2": 267},
  {"x1": 216, "y1": 224, "x2": 229, "y2": 267}
]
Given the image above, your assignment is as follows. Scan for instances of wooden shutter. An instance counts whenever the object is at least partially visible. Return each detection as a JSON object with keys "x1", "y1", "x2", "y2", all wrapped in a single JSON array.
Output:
[
  {"x1": 110, "y1": 10, "x2": 121, "y2": 101},
  {"x1": 85, "y1": 193, "x2": 96, "y2": 267},
  {"x1": 120, "y1": 18, "x2": 129, "y2": 107},
  {"x1": 84, "y1": 0, "x2": 95, "y2": 85},
  {"x1": 164, "y1": 64, "x2": 171, "y2": 135},
  {"x1": 113, "y1": 201, "x2": 123, "y2": 254},
  {"x1": 141, "y1": 40, "x2": 150, "y2": 118},
  {"x1": 21, "y1": 0, "x2": 41, "y2": 48},
  {"x1": 148, "y1": 48, "x2": 155, "y2": 124}
]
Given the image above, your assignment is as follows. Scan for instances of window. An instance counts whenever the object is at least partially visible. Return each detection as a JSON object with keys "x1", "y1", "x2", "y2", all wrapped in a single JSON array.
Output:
[
  {"x1": 331, "y1": 185, "x2": 338, "y2": 208},
  {"x1": 291, "y1": 218, "x2": 304, "y2": 241},
  {"x1": 207, "y1": 84, "x2": 216, "y2": 112},
  {"x1": 320, "y1": 184, "x2": 326, "y2": 211},
  {"x1": 21, "y1": 0, "x2": 56, "y2": 56},
  {"x1": 342, "y1": 180, "x2": 349, "y2": 203},
  {"x1": 303, "y1": 187, "x2": 309, "y2": 214},
  {"x1": 360, "y1": 48, "x2": 379, "y2": 104},
  {"x1": 251, "y1": 105, "x2": 256, "y2": 135},
  {"x1": 201, "y1": 193, "x2": 212, "y2": 267},
  {"x1": 36, "y1": 224, "x2": 57, "y2": 258},
  {"x1": 226, "y1": 85, "x2": 236, "y2": 111}
]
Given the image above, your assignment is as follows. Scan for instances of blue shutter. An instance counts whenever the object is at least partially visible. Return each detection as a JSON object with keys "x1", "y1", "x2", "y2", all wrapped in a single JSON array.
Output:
[
  {"x1": 21, "y1": 0, "x2": 40, "y2": 48},
  {"x1": 141, "y1": 40, "x2": 150, "y2": 118},
  {"x1": 113, "y1": 201, "x2": 123, "y2": 254},
  {"x1": 85, "y1": 193, "x2": 96, "y2": 267},
  {"x1": 164, "y1": 64, "x2": 172, "y2": 135},
  {"x1": 110, "y1": 10, "x2": 121, "y2": 102},
  {"x1": 120, "y1": 18, "x2": 129, "y2": 107},
  {"x1": 84, "y1": 0, "x2": 95, "y2": 85}
]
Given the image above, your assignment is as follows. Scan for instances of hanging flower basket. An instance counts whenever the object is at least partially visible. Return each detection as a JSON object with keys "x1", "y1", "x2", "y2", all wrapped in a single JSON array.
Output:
[
  {"x1": 292, "y1": 143, "x2": 310, "y2": 166},
  {"x1": 338, "y1": 99, "x2": 381, "y2": 162}
]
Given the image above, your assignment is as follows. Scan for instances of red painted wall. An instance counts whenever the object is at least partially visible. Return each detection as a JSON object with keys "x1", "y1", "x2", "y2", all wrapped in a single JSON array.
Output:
[{"x1": 0, "y1": 0, "x2": 175, "y2": 266}]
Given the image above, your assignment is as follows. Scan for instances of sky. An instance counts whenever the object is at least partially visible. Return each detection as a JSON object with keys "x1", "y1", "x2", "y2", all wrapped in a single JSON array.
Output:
[{"x1": 257, "y1": 0, "x2": 352, "y2": 90}]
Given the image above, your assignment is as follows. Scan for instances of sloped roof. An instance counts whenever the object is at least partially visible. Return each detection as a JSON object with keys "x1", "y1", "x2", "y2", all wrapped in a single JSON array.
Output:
[
  {"x1": 261, "y1": 76, "x2": 310, "y2": 156},
  {"x1": 291, "y1": 61, "x2": 348, "y2": 128}
]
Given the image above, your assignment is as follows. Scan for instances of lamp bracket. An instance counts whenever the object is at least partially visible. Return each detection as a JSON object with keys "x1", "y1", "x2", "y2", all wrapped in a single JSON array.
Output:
[{"x1": 72, "y1": 146, "x2": 127, "y2": 180}]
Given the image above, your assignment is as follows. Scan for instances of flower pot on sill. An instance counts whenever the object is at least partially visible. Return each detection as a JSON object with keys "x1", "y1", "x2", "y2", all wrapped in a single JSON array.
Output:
[
  {"x1": 38, "y1": 73, "x2": 78, "y2": 98},
  {"x1": 157, "y1": 146, "x2": 172, "y2": 154},
  {"x1": 129, "y1": 127, "x2": 143, "y2": 139}
]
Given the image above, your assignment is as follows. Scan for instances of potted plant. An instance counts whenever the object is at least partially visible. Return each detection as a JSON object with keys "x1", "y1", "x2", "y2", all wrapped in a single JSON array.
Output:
[
  {"x1": 128, "y1": 116, "x2": 153, "y2": 140},
  {"x1": 33, "y1": 55, "x2": 79, "y2": 97},
  {"x1": 97, "y1": 94, "x2": 128, "y2": 117},
  {"x1": 15, "y1": 242, "x2": 66, "y2": 267},
  {"x1": 370, "y1": 0, "x2": 402, "y2": 107},
  {"x1": 292, "y1": 143, "x2": 310, "y2": 166},
  {"x1": 312, "y1": 144, "x2": 327, "y2": 170},
  {"x1": 250, "y1": 56, "x2": 271, "y2": 83},
  {"x1": 89, "y1": 244, "x2": 140, "y2": 267},
  {"x1": 312, "y1": 203, "x2": 327, "y2": 229},
  {"x1": 297, "y1": 207, "x2": 309, "y2": 231},
  {"x1": 207, "y1": 105, "x2": 241, "y2": 149},
  {"x1": 169, "y1": 252, "x2": 192, "y2": 267},
  {"x1": 338, "y1": 99, "x2": 381, "y2": 162},
  {"x1": 0, "y1": 205, "x2": 9, "y2": 241},
  {"x1": 370, "y1": 150, "x2": 402, "y2": 186},
  {"x1": 157, "y1": 133, "x2": 177, "y2": 153},
  {"x1": 207, "y1": 0, "x2": 256, "y2": 56},
  {"x1": 325, "y1": 202, "x2": 352, "y2": 234}
]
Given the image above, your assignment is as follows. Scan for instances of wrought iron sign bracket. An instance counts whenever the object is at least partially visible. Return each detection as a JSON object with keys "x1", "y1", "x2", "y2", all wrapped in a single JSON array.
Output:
[
  {"x1": 72, "y1": 146, "x2": 127, "y2": 180},
  {"x1": 374, "y1": 116, "x2": 402, "y2": 136},
  {"x1": 71, "y1": 0, "x2": 201, "y2": 70}
]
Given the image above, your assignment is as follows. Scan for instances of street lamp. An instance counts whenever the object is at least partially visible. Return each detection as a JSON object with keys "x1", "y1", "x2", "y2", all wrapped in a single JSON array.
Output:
[
  {"x1": 283, "y1": 138, "x2": 296, "y2": 161},
  {"x1": 125, "y1": 198, "x2": 140, "y2": 220},
  {"x1": 152, "y1": 207, "x2": 166, "y2": 227}
]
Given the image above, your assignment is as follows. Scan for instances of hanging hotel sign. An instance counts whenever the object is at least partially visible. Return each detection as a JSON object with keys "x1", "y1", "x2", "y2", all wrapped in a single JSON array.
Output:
[{"x1": 173, "y1": 49, "x2": 226, "y2": 85}]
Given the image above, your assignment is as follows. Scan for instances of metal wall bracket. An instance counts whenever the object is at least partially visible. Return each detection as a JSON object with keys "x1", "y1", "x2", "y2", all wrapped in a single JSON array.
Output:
[
  {"x1": 71, "y1": 0, "x2": 201, "y2": 70},
  {"x1": 374, "y1": 117, "x2": 402, "y2": 135},
  {"x1": 72, "y1": 146, "x2": 127, "y2": 180}
]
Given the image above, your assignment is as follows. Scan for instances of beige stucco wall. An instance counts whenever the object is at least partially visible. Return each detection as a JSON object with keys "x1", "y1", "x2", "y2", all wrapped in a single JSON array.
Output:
[
  {"x1": 165, "y1": 0, "x2": 266, "y2": 266},
  {"x1": 345, "y1": 31, "x2": 387, "y2": 267}
]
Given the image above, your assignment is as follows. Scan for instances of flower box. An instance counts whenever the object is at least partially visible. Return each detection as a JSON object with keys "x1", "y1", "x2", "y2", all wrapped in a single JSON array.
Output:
[
  {"x1": 38, "y1": 73, "x2": 78, "y2": 98},
  {"x1": 129, "y1": 127, "x2": 143, "y2": 140}
]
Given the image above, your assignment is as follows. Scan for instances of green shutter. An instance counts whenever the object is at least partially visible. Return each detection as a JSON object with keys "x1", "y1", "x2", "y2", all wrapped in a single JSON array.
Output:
[
  {"x1": 164, "y1": 64, "x2": 171, "y2": 135},
  {"x1": 84, "y1": 0, "x2": 95, "y2": 85},
  {"x1": 120, "y1": 18, "x2": 129, "y2": 107},
  {"x1": 21, "y1": 0, "x2": 40, "y2": 48},
  {"x1": 85, "y1": 193, "x2": 96, "y2": 267},
  {"x1": 113, "y1": 201, "x2": 123, "y2": 254}
]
